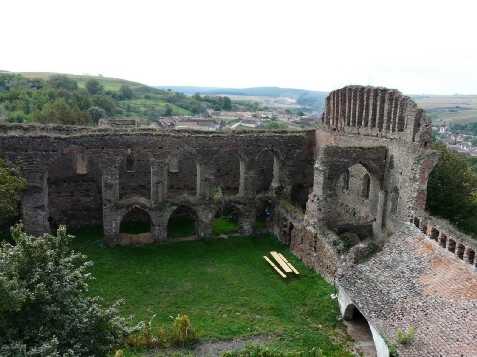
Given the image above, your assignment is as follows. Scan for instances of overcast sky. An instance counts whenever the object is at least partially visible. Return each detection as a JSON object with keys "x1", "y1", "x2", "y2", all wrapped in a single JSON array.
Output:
[{"x1": 3, "y1": 0, "x2": 476, "y2": 95}]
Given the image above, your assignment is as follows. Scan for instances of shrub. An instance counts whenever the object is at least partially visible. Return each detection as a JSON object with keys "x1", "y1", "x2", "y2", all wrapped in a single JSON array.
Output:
[
  {"x1": 395, "y1": 326, "x2": 415, "y2": 345},
  {"x1": 169, "y1": 315, "x2": 199, "y2": 347},
  {"x1": 0, "y1": 224, "x2": 139, "y2": 357},
  {"x1": 222, "y1": 343, "x2": 324, "y2": 357}
]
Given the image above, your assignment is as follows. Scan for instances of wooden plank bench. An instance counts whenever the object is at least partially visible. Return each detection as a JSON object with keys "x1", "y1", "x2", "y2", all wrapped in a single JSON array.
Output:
[
  {"x1": 277, "y1": 252, "x2": 299, "y2": 275},
  {"x1": 270, "y1": 251, "x2": 293, "y2": 273},
  {"x1": 264, "y1": 256, "x2": 287, "y2": 278}
]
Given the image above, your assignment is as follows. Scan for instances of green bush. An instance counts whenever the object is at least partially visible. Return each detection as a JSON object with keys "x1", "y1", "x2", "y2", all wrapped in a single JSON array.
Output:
[
  {"x1": 0, "y1": 224, "x2": 139, "y2": 357},
  {"x1": 395, "y1": 326, "x2": 415, "y2": 345}
]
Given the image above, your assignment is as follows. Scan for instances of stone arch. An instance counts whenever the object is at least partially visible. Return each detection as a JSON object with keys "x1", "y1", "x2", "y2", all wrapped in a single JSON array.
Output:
[
  {"x1": 447, "y1": 239, "x2": 456, "y2": 253},
  {"x1": 255, "y1": 148, "x2": 280, "y2": 195},
  {"x1": 118, "y1": 206, "x2": 153, "y2": 246},
  {"x1": 341, "y1": 303, "x2": 380, "y2": 356},
  {"x1": 464, "y1": 247, "x2": 475, "y2": 265},
  {"x1": 212, "y1": 203, "x2": 240, "y2": 235},
  {"x1": 119, "y1": 147, "x2": 152, "y2": 200},
  {"x1": 167, "y1": 204, "x2": 198, "y2": 238},
  {"x1": 166, "y1": 150, "x2": 200, "y2": 198},
  {"x1": 214, "y1": 149, "x2": 244, "y2": 197}
]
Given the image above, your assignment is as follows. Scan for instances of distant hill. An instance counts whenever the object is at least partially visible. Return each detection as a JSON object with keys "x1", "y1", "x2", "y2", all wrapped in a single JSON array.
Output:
[{"x1": 155, "y1": 86, "x2": 329, "y2": 111}]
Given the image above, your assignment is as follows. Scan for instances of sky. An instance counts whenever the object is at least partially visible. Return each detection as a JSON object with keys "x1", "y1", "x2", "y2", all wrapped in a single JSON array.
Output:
[{"x1": 2, "y1": 0, "x2": 476, "y2": 95}]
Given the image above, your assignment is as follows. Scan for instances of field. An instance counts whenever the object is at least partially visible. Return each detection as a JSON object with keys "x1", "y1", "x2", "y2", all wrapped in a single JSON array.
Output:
[
  {"x1": 16, "y1": 72, "x2": 145, "y2": 91},
  {"x1": 65, "y1": 223, "x2": 354, "y2": 356},
  {"x1": 414, "y1": 95, "x2": 477, "y2": 126}
]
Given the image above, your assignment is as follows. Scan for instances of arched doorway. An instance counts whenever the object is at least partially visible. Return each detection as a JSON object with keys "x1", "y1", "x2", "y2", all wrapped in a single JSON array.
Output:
[
  {"x1": 212, "y1": 204, "x2": 239, "y2": 236},
  {"x1": 343, "y1": 304, "x2": 378, "y2": 356},
  {"x1": 119, "y1": 207, "x2": 152, "y2": 245},
  {"x1": 167, "y1": 205, "x2": 197, "y2": 238}
]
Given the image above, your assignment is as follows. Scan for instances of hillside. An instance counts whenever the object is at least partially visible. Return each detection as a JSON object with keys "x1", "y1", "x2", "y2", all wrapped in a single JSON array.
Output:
[{"x1": 157, "y1": 86, "x2": 328, "y2": 112}]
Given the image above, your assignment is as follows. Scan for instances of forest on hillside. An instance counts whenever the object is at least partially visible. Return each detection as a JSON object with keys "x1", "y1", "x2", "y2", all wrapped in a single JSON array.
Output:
[{"x1": 0, "y1": 73, "x2": 244, "y2": 125}]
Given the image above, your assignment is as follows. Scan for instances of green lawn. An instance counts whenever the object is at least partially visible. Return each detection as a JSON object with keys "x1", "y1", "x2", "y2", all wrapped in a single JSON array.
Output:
[{"x1": 66, "y1": 225, "x2": 353, "y2": 356}]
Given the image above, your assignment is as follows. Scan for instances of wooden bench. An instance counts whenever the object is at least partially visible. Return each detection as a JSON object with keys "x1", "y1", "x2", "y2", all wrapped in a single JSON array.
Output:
[
  {"x1": 264, "y1": 256, "x2": 286, "y2": 278},
  {"x1": 271, "y1": 251, "x2": 299, "y2": 275}
]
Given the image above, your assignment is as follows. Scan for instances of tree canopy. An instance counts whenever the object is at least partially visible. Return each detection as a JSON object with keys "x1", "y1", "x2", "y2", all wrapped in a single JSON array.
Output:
[
  {"x1": 426, "y1": 141, "x2": 477, "y2": 235},
  {"x1": 0, "y1": 224, "x2": 138, "y2": 357}
]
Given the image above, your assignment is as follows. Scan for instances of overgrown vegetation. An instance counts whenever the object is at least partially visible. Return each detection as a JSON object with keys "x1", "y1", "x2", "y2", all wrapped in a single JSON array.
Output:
[
  {"x1": 395, "y1": 326, "x2": 415, "y2": 345},
  {"x1": 0, "y1": 224, "x2": 139, "y2": 357},
  {"x1": 0, "y1": 158, "x2": 26, "y2": 224},
  {"x1": 426, "y1": 141, "x2": 477, "y2": 236},
  {"x1": 222, "y1": 343, "x2": 324, "y2": 357}
]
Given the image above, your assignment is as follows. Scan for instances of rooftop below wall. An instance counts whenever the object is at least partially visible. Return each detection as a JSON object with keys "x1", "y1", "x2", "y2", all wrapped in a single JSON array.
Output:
[{"x1": 337, "y1": 224, "x2": 477, "y2": 356}]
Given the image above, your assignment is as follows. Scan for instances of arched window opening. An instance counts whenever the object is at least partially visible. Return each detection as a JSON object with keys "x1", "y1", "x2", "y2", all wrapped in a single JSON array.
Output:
[
  {"x1": 125, "y1": 148, "x2": 135, "y2": 172},
  {"x1": 120, "y1": 207, "x2": 151, "y2": 235},
  {"x1": 212, "y1": 204, "x2": 239, "y2": 236},
  {"x1": 447, "y1": 239, "x2": 456, "y2": 253},
  {"x1": 214, "y1": 151, "x2": 241, "y2": 197},
  {"x1": 390, "y1": 186, "x2": 399, "y2": 215},
  {"x1": 362, "y1": 174, "x2": 370, "y2": 199},
  {"x1": 167, "y1": 205, "x2": 197, "y2": 239},
  {"x1": 167, "y1": 152, "x2": 198, "y2": 198},
  {"x1": 465, "y1": 249, "x2": 475, "y2": 265},
  {"x1": 429, "y1": 228, "x2": 439, "y2": 242},
  {"x1": 438, "y1": 232, "x2": 447, "y2": 248},
  {"x1": 456, "y1": 243, "x2": 465, "y2": 260},
  {"x1": 256, "y1": 150, "x2": 275, "y2": 195}
]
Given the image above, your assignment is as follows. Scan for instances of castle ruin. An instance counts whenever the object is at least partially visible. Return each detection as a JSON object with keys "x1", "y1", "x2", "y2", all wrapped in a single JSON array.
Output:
[{"x1": 1, "y1": 85, "x2": 475, "y2": 356}]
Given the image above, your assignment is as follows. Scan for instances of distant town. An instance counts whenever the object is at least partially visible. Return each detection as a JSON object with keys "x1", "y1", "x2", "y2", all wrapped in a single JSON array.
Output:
[{"x1": 434, "y1": 124, "x2": 477, "y2": 156}]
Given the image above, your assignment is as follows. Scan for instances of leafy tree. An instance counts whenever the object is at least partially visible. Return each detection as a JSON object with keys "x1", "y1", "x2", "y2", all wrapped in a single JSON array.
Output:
[
  {"x1": 222, "y1": 96, "x2": 232, "y2": 110},
  {"x1": 164, "y1": 104, "x2": 173, "y2": 116},
  {"x1": 192, "y1": 92, "x2": 202, "y2": 101},
  {"x1": 297, "y1": 111, "x2": 305, "y2": 116},
  {"x1": 85, "y1": 78, "x2": 104, "y2": 95},
  {"x1": 284, "y1": 108, "x2": 292, "y2": 115},
  {"x1": 87, "y1": 106, "x2": 107, "y2": 124},
  {"x1": 426, "y1": 141, "x2": 477, "y2": 235},
  {"x1": 0, "y1": 224, "x2": 139, "y2": 357},
  {"x1": 118, "y1": 85, "x2": 133, "y2": 100},
  {"x1": 47, "y1": 75, "x2": 78, "y2": 92},
  {"x1": 91, "y1": 94, "x2": 117, "y2": 117},
  {"x1": 0, "y1": 159, "x2": 26, "y2": 224}
]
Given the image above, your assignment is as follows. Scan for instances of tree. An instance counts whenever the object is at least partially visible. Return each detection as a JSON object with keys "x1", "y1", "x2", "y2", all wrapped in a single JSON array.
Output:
[
  {"x1": 164, "y1": 104, "x2": 173, "y2": 116},
  {"x1": 118, "y1": 85, "x2": 133, "y2": 100},
  {"x1": 85, "y1": 78, "x2": 104, "y2": 95},
  {"x1": 426, "y1": 141, "x2": 477, "y2": 235},
  {"x1": 87, "y1": 106, "x2": 107, "y2": 124},
  {"x1": 222, "y1": 96, "x2": 232, "y2": 110},
  {"x1": 0, "y1": 224, "x2": 139, "y2": 357},
  {"x1": 47, "y1": 75, "x2": 78, "y2": 92},
  {"x1": 0, "y1": 159, "x2": 26, "y2": 225}
]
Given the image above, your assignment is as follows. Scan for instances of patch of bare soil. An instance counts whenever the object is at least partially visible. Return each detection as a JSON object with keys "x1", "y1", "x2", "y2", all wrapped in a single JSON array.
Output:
[{"x1": 145, "y1": 335, "x2": 272, "y2": 357}]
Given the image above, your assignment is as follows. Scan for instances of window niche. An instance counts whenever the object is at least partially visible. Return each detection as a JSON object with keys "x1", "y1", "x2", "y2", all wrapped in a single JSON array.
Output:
[{"x1": 125, "y1": 148, "x2": 136, "y2": 172}]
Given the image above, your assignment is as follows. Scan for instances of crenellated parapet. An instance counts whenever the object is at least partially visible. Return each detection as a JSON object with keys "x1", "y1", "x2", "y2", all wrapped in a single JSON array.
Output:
[{"x1": 322, "y1": 85, "x2": 432, "y2": 148}]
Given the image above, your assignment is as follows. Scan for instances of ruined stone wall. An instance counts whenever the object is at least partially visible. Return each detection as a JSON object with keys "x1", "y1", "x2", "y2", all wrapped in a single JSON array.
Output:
[{"x1": 0, "y1": 125, "x2": 312, "y2": 240}]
